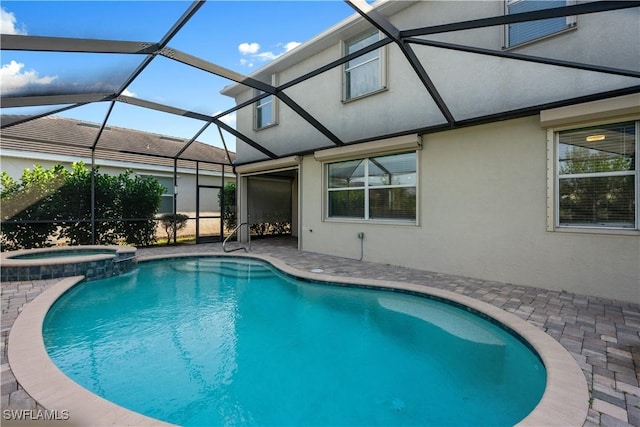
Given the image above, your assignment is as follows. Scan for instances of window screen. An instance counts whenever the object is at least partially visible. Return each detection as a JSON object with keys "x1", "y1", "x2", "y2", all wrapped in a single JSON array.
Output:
[
  {"x1": 344, "y1": 31, "x2": 381, "y2": 100},
  {"x1": 247, "y1": 177, "x2": 292, "y2": 224},
  {"x1": 255, "y1": 93, "x2": 274, "y2": 129},
  {"x1": 506, "y1": 0, "x2": 575, "y2": 47}
]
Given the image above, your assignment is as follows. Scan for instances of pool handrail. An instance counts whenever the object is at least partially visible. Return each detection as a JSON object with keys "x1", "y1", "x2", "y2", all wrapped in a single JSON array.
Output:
[{"x1": 222, "y1": 222, "x2": 251, "y2": 253}]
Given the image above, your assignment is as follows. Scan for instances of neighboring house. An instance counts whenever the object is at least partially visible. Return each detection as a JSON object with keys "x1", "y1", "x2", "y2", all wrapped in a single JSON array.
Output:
[
  {"x1": 221, "y1": 1, "x2": 640, "y2": 302},
  {"x1": 0, "y1": 115, "x2": 235, "y2": 241}
]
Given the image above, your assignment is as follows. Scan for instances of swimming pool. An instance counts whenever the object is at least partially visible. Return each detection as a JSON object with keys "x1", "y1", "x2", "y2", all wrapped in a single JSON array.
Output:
[{"x1": 43, "y1": 257, "x2": 546, "y2": 426}]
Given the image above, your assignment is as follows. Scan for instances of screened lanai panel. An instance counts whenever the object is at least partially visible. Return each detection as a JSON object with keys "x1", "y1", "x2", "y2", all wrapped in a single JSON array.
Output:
[
  {"x1": 0, "y1": 110, "x2": 108, "y2": 150},
  {"x1": 280, "y1": 43, "x2": 447, "y2": 143},
  {"x1": 104, "y1": 102, "x2": 206, "y2": 157},
  {"x1": 0, "y1": 104, "x2": 75, "y2": 127},
  {"x1": 231, "y1": 95, "x2": 342, "y2": 162},
  {"x1": 179, "y1": 123, "x2": 236, "y2": 165},
  {"x1": 125, "y1": 56, "x2": 236, "y2": 118},
  {"x1": 0, "y1": 51, "x2": 142, "y2": 97},
  {"x1": 168, "y1": 1, "x2": 356, "y2": 74},
  {"x1": 2, "y1": 1, "x2": 187, "y2": 41},
  {"x1": 410, "y1": 45, "x2": 640, "y2": 122},
  {"x1": 54, "y1": 101, "x2": 114, "y2": 126}
]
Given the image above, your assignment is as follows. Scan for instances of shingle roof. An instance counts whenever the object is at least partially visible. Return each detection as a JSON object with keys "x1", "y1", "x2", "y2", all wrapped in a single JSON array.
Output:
[{"x1": 0, "y1": 115, "x2": 234, "y2": 172}]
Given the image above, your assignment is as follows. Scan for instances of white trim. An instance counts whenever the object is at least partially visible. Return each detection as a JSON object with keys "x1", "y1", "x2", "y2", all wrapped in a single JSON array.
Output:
[
  {"x1": 342, "y1": 30, "x2": 386, "y2": 102},
  {"x1": 235, "y1": 156, "x2": 300, "y2": 174},
  {"x1": 548, "y1": 120, "x2": 639, "y2": 232},
  {"x1": 324, "y1": 151, "x2": 418, "y2": 223},
  {"x1": 314, "y1": 134, "x2": 422, "y2": 162},
  {"x1": 253, "y1": 74, "x2": 279, "y2": 131},
  {"x1": 540, "y1": 94, "x2": 640, "y2": 128},
  {"x1": 546, "y1": 129, "x2": 555, "y2": 232}
]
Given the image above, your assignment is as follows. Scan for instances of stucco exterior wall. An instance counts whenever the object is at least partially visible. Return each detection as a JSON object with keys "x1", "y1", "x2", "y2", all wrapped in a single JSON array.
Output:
[
  {"x1": 299, "y1": 116, "x2": 639, "y2": 302},
  {"x1": 230, "y1": 1, "x2": 640, "y2": 164}
]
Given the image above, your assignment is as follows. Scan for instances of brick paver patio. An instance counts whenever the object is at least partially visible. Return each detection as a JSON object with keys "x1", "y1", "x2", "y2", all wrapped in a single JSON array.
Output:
[{"x1": 2, "y1": 238, "x2": 639, "y2": 426}]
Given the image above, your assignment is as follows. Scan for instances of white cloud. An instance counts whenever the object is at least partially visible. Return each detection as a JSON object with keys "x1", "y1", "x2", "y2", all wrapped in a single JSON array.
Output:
[
  {"x1": 238, "y1": 40, "x2": 301, "y2": 67},
  {"x1": 238, "y1": 42, "x2": 260, "y2": 55},
  {"x1": 1, "y1": 8, "x2": 27, "y2": 35},
  {"x1": 254, "y1": 51, "x2": 278, "y2": 62},
  {"x1": 0, "y1": 60, "x2": 57, "y2": 95},
  {"x1": 121, "y1": 88, "x2": 136, "y2": 97}
]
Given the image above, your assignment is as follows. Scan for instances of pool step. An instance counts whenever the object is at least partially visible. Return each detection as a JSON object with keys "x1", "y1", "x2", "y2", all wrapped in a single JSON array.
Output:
[{"x1": 171, "y1": 259, "x2": 274, "y2": 279}]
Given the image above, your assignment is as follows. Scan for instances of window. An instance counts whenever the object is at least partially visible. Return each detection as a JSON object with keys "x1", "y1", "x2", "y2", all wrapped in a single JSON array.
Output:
[
  {"x1": 343, "y1": 30, "x2": 384, "y2": 100},
  {"x1": 153, "y1": 176, "x2": 175, "y2": 214},
  {"x1": 556, "y1": 121, "x2": 638, "y2": 229},
  {"x1": 254, "y1": 91, "x2": 274, "y2": 129},
  {"x1": 327, "y1": 152, "x2": 417, "y2": 221},
  {"x1": 505, "y1": 0, "x2": 576, "y2": 48}
]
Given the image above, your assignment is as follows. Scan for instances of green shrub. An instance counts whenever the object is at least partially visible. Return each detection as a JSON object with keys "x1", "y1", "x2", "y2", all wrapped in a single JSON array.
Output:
[
  {"x1": 56, "y1": 163, "x2": 120, "y2": 245},
  {"x1": 1, "y1": 163, "x2": 165, "y2": 250},
  {"x1": 116, "y1": 171, "x2": 164, "y2": 247},
  {"x1": 1, "y1": 165, "x2": 66, "y2": 251}
]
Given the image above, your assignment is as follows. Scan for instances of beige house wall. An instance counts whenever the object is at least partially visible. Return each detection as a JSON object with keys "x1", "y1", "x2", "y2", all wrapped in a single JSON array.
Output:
[
  {"x1": 299, "y1": 116, "x2": 639, "y2": 302},
  {"x1": 224, "y1": 2, "x2": 640, "y2": 302}
]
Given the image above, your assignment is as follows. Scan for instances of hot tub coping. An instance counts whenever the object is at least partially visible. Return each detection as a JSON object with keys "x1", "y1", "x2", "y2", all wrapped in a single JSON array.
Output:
[{"x1": 1, "y1": 245, "x2": 135, "y2": 267}]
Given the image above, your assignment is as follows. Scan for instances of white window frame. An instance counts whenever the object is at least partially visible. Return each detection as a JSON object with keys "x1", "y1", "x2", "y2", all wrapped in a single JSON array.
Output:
[
  {"x1": 504, "y1": 0, "x2": 577, "y2": 49},
  {"x1": 546, "y1": 120, "x2": 639, "y2": 233},
  {"x1": 253, "y1": 74, "x2": 278, "y2": 130},
  {"x1": 325, "y1": 151, "x2": 418, "y2": 224},
  {"x1": 342, "y1": 30, "x2": 386, "y2": 102},
  {"x1": 254, "y1": 92, "x2": 275, "y2": 130}
]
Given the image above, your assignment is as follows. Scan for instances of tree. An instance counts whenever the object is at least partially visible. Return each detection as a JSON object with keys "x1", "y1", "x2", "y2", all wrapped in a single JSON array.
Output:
[
  {"x1": 218, "y1": 182, "x2": 237, "y2": 232},
  {"x1": 158, "y1": 213, "x2": 189, "y2": 244}
]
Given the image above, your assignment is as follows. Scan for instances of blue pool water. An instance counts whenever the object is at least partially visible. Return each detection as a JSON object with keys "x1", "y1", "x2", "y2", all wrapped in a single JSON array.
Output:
[{"x1": 44, "y1": 257, "x2": 545, "y2": 426}]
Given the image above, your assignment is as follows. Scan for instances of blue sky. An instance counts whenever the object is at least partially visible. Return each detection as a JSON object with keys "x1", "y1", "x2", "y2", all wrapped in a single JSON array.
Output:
[{"x1": 0, "y1": 1, "x2": 359, "y2": 151}]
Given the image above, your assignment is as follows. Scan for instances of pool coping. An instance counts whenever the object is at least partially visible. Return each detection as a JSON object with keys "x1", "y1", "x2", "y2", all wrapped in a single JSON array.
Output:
[{"x1": 8, "y1": 252, "x2": 589, "y2": 426}]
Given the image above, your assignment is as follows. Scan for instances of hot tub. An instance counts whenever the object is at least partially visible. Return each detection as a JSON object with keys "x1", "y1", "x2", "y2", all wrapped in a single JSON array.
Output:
[{"x1": 1, "y1": 245, "x2": 137, "y2": 282}]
